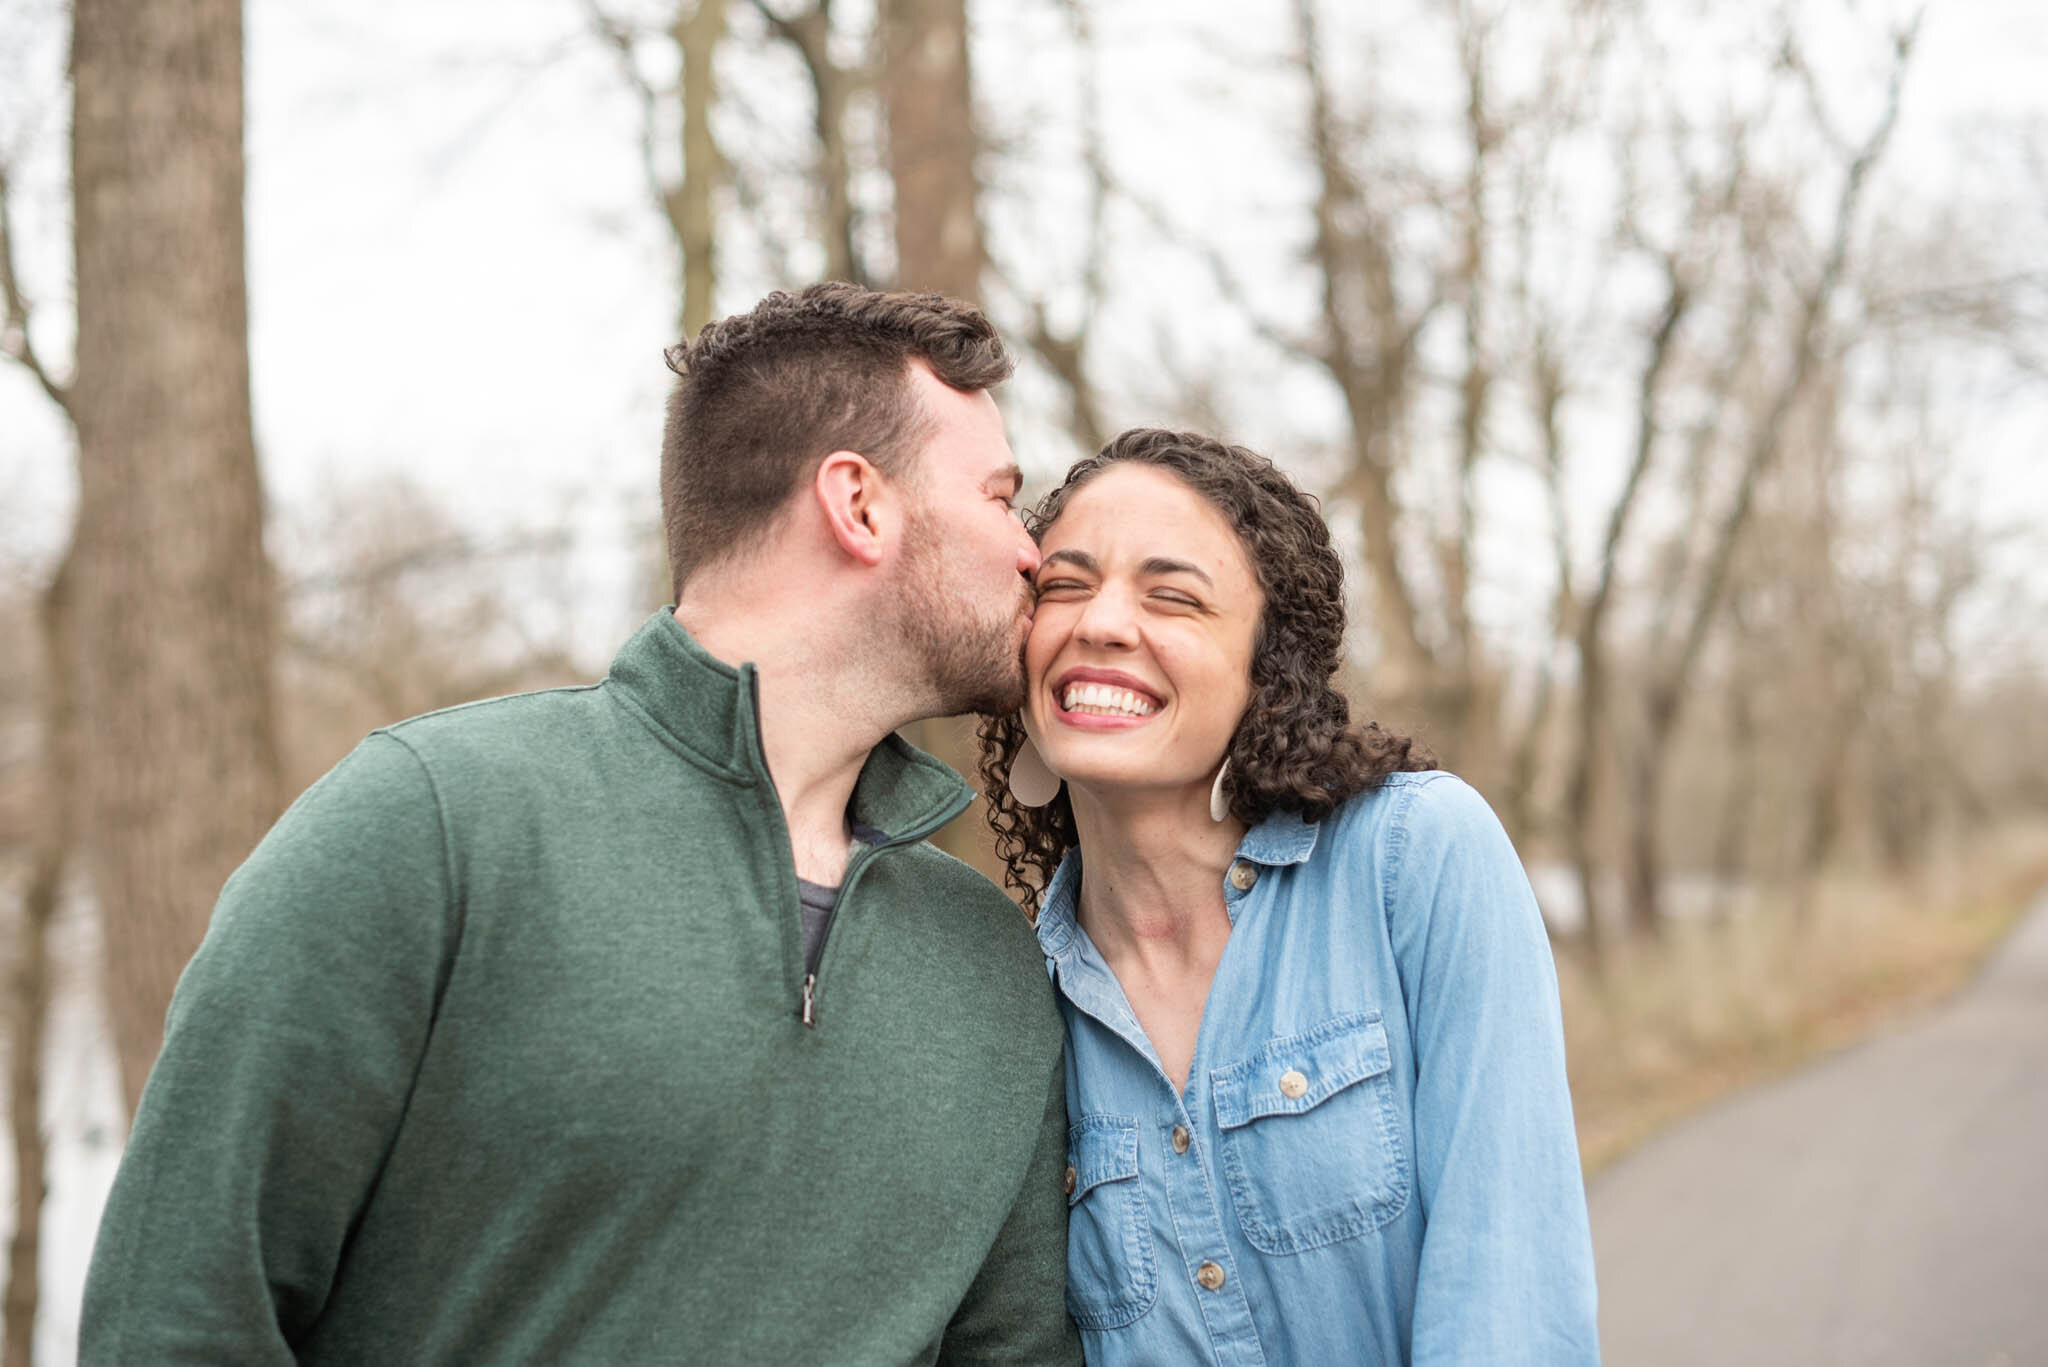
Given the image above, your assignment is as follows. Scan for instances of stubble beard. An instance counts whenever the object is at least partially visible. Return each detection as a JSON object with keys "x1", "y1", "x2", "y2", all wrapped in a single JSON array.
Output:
[{"x1": 895, "y1": 515, "x2": 1032, "y2": 719}]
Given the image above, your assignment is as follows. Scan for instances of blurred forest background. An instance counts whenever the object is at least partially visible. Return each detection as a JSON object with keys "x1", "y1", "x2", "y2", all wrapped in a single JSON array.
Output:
[{"x1": 3, "y1": 0, "x2": 2047, "y2": 1359}]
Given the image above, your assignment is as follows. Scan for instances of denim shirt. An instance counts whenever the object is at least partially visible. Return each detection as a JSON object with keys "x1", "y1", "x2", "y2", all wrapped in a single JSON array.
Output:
[{"x1": 1037, "y1": 772, "x2": 1599, "y2": 1366}]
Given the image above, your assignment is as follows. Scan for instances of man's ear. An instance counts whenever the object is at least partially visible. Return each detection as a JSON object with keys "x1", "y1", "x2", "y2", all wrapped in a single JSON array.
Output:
[{"x1": 814, "y1": 450, "x2": 897, "y2": 567}]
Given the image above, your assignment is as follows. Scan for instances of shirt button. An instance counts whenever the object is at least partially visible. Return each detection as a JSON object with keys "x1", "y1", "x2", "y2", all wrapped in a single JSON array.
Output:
[
  {"x1": 1279, "y1": 1069, "x2": 1309, "y2": 1099},
  {"x1": 1227, "y1": 860, "x2": 1259, "y2": 892},
  {"x1": 1063, "y1": 1165, "x2": 1077, "y2": 1196},
  {"x1": 1171, "y1": 1125, "x2": 1190, "y2": 1154},
  {"x1": 1196, "y1": 1261, "x2": 1227, "y2": 1291}
]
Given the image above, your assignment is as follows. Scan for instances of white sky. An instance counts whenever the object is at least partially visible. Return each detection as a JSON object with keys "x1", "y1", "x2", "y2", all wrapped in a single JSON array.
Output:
[{"x1": 4, "y1": 0, "x2": 2044, "y2": 665}]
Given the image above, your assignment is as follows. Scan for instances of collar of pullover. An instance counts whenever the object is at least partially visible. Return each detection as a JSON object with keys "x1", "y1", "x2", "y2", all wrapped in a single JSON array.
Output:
[{"x1": 606, "y1": 609, "x2": 975, "y2": 845}]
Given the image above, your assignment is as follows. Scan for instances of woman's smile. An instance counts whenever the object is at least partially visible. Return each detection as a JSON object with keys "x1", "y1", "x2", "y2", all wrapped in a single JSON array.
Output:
[{"x1": 1051, "y1": 667, "x2": 1163, "y2": 727}]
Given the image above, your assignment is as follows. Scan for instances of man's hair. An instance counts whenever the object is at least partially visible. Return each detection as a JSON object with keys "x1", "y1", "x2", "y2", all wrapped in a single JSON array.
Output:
[
  {"x1": 976, "y1": 428, "x2": 1436, "y2": 912},
  {"x1": 659, "y1": 282, "x2": 1013, "y2": 596}
]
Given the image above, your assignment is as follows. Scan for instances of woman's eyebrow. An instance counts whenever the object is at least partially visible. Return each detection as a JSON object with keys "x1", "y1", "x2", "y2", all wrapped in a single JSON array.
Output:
[
  {"x1": 1041, "y1": 548, "x2": 1099, "y2": 573},
  {"x1": 1141, "y1": 556, "x2": 1213, "y2": 586}
]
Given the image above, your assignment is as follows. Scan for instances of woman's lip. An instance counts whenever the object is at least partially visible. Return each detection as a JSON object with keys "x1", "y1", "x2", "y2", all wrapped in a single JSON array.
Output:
[{"x1": 1051, "y1": 701, "x2": 1156, "y2": 732}]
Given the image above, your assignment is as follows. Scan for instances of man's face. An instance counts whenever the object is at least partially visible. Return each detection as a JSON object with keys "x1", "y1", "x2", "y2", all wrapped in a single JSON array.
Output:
[{"x1": 891, "y1": 363, "x2": 1040, "y2": 718}]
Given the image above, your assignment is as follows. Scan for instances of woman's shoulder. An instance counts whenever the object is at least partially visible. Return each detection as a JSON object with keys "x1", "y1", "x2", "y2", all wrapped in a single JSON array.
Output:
[
  {"x1": 1326, "y1": 768, "x2": 1492, "y2": 830},
  {"x1": 1311, "y1": 770, "x2": 1517, "y2": 870}
]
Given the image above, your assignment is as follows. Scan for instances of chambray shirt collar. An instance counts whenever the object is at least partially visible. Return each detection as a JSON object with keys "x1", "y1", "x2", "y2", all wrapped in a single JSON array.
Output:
[{"x1": 1035, "y1": 807, "x2": 1322, "y2": 964}]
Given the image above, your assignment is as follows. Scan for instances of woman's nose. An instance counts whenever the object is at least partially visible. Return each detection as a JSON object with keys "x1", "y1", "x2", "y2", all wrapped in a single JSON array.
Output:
[{"x1": 1074, "y1": 586, "x2": 1139, "y2": 647}]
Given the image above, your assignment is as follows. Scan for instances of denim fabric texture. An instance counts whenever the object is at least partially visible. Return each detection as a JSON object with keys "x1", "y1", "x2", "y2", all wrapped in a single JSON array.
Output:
[{"x1": 1039, "y1": 771, "x2": 1601, "y2": 1366}]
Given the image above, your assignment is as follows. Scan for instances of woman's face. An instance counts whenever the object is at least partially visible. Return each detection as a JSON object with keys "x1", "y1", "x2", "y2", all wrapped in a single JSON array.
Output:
[{"x1": 1024, "y1": 463, "x2": 1263, "y2": 804}]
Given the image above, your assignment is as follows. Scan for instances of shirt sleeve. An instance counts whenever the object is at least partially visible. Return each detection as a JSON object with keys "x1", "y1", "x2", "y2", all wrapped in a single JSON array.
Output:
[
  {"x1": 80, "y1": 731, "x2": 458, "y2": 1365},
  {"x1": 937, "y1": 1049, "x2": 1084, "y2": 1366},
  {"x1": 1382, "y1": 775, "x2": 1601, "y2": 1366}
]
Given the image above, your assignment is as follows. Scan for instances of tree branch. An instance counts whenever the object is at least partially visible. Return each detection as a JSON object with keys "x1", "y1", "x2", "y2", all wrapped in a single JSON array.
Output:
[{"x1": 0, "y1": 161, "x2": 72, "y2": 416}]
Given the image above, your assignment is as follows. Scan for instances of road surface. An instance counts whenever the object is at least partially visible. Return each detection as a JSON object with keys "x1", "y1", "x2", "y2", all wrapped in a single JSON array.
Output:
[{"x1": 1588, "y1": 888, "x2": 2048, "y2": 1366}]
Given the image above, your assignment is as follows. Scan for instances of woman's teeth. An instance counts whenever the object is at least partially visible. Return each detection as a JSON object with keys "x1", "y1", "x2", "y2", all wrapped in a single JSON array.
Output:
[{"x1": 1061, "y1": 683, "x2": 1160, "y2": 717}]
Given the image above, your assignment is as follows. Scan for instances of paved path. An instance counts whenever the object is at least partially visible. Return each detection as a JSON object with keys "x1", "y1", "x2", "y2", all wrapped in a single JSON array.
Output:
[{"x1": 1588, "y1": 888, "x2": 2048, "y2": 1367}]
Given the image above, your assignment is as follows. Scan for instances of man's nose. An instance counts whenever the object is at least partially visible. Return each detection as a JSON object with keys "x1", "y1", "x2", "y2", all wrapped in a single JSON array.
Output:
[{"x1": 1015, "y1": 527, "x2": 1041, "y2": 577}]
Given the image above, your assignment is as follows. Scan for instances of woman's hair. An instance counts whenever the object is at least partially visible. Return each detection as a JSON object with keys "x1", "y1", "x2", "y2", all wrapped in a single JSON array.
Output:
[{"x1": 976, "y1": 427, "x2": 1435, "y2": 912}]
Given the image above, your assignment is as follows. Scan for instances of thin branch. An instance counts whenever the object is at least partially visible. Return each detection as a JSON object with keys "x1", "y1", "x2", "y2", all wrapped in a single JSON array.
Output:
[
  {"x1": 580, "y1": 1, "x2": 678, "y2": 231},
  {"x1": 1657, "y1": 11, "x2": 1920, "y2": 710},
  {"x1": 0, "y1": 161, "x2": 71, "y2": 416},
  {"x1": 749, "y1": 0, "x2": 864, "y2": 283}
]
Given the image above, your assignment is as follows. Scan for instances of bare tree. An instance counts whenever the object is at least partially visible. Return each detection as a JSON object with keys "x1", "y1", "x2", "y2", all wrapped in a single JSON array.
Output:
[
  {"x1": 879, "y1": 0, "x2": 983, "y2": 301},
  {"x1": 3, "y1": 568, "x2": 69, "y2": 1367},
  {"x1": 586, "y1": 0, "x2": 730, "y2": 339},
  {"x1": 750, "y1": 0, "x2": 867, "y2": 284},
  {"x1": 1614, "y1": 18, "x2": 1916, "y2": 937},
  {"x1": 66, "y1": 0, "x2": 284, "y2": 1112}
]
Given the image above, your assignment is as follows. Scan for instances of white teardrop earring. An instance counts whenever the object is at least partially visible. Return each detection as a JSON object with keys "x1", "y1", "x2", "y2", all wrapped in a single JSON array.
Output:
[
  {"x1": 1009, "y1": 735, "x2": 1063, "y2": 808},
  {"x1": 1209, "y1": 759, "x2": 1232, "y2": 823}
]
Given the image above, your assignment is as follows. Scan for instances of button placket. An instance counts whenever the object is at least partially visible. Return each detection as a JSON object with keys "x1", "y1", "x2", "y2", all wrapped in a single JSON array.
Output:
[{"x1": 1156, "y1": 1107, "x2": 1264, "y2": 1364}]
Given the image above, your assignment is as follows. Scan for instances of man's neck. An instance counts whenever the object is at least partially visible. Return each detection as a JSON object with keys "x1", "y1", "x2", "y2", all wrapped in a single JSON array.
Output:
[{"x1": 673, "y1": 587, "x2": 905, "y2": 886}]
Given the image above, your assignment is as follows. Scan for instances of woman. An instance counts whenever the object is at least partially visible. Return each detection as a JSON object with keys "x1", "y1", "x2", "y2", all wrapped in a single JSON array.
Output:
[{"x1": 979, "y1": 429, "x2": 1599, "y2": 1365}]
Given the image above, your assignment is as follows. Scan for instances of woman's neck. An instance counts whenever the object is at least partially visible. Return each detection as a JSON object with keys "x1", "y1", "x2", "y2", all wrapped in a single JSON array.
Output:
[{"x1": 1069, "y1": 782, "x2": 1244, "y2": 967}]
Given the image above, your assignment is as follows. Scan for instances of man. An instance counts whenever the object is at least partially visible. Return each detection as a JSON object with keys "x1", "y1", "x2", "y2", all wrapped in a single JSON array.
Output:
[{"x1": 82, "y1": 283, "x2": 1081, "y2": 1365}]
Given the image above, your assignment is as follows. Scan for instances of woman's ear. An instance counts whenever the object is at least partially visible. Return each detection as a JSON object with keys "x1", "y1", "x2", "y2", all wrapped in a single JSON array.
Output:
[{"x1": 814, "y1": 450, "x2": 896, "y2": 567}]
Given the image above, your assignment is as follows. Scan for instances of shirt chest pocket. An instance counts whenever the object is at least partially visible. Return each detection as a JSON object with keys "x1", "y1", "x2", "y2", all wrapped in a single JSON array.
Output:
[
  {"x1": 1064, "y1": 1115, "x2": 1158, "y2": 1330},
  {"x1": 1209, "y1": 1012, "x2": 1411, "y2": 1254}
]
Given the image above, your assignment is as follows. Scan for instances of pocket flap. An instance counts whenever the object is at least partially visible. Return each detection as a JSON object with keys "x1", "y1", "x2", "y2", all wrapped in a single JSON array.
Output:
[
  {"x1": 1210, "y1": 1013, "x2": 1392, "y2": 1130},
  {"x1": 1066, "y1": 1115, "x2": 1141, "y2": 1206}
]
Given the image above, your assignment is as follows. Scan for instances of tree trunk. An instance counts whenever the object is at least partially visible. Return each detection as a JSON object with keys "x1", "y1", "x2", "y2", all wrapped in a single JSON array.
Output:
[
  {"x1": 672, "y1": 0, "x2": 727, "y2": 339},
  {"x1": 879, "y1": 0, "x2": 983, "y2": 300},
  {"x1": 4, "y1": 564, "x2": 73, "y2": 1367},
  {"x1": 1621, "y1": 710, "x2": 1668, "y2": 942},
  {"x1": 877, "y1": 0, "x2": 996, "y2": 870},
  {"x1": 69, "y1": 0, "x2": 282, "y2": 1117}
]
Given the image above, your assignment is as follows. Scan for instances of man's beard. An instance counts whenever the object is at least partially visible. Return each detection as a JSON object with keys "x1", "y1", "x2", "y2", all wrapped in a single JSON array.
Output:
[{"x1": 895, "y1": 512, "x2": 1031, "y2": 718}]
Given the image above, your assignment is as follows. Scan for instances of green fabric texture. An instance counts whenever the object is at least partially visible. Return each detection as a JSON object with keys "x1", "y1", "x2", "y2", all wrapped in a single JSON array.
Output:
[{"x1": 82, "y1": 610, "x2": 1079, "y2": 1367}]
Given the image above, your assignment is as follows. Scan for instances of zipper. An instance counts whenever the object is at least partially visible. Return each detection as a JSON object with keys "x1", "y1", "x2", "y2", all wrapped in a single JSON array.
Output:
[
  {"x1": 743, "y1": 670, "x2": 970, "y2": 1029},
  {"x1": 798, "y1": 842, "x2": 879, "y2": 1029}
]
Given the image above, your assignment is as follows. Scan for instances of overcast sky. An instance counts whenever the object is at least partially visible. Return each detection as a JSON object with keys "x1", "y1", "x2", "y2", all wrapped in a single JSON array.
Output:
[{"x1": 1, "y1": 0, "x2": 2044, "y2": 662}]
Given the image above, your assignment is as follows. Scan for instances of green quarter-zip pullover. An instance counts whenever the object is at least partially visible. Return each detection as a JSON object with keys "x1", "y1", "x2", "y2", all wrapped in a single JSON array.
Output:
[{"x1": 83, "y1": 610, "x2": 1080, "y2": 1366}]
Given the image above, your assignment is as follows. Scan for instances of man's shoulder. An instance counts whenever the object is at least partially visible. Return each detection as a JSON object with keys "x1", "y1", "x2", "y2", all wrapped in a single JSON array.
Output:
[
  {"x1": 873, "y1": 841, "x2": 1053, "y2": 994},
  {"x1": 364, "y1": 680, "x2": 625, "y2": 784},
  {"x1": 378, "y1": 680, "x2": 610, "y2": 748},
  {"x1": 887, "y1": 839, "x2": 1032, "y2": 919}
]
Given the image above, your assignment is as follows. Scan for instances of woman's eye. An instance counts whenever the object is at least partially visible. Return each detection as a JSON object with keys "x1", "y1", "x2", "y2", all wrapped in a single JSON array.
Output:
[
  {"x1": 1151, "y1": 590, "x2": 1202, "y2": 609},
  {"x1": 1034, "y1": 578, "x2": 1087, "y2": 598}
]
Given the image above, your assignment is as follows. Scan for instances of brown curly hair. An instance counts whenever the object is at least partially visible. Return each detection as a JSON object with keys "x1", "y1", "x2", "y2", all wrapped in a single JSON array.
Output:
[{"x1": 976, "y1": 428, "x2": 1436, "y2": 912}]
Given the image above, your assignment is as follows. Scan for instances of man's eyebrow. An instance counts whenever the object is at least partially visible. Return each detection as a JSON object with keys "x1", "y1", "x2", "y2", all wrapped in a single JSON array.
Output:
[
  {"x1": 1040, "y1": 549, "x2": 1098, "y2": 573},
  {"x1": 1141, "y1": 556, "x2": 1214, "y2": 586},
  {"x1": 984, "y1": 464, "x2": 1023, "y2": 492}
]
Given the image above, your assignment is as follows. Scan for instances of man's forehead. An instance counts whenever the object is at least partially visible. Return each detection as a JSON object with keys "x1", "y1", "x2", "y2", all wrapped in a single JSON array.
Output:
[{"x1": 908, "y1": 371, "x2": 1014, "y2": 477}]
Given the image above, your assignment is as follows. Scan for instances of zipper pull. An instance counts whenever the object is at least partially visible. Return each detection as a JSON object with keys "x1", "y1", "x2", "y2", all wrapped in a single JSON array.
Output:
[{"x1": 801, "y1": 973, "x2": 817, "y2": 1028}]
